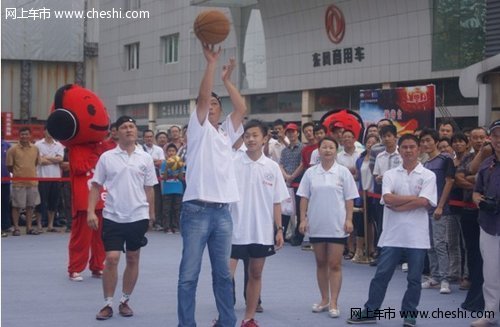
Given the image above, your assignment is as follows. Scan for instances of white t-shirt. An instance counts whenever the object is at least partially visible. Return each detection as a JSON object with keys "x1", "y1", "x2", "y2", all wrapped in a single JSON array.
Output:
[
  {"x1": 373, "y1": 149, "x2": 401, "y2": 177},
  {"x1": 92, "y1": 146, "x2": 158, "y2": 223},
  {"x1": 268, "y1": 137, "x2": 289, "y2": 164},
  {"x1": 336, "y1": 148, "x2": 361, "y2": 171},
  {"x1": 183, "y1": 111, "x2": 243, "y2": 203},
  {"x1": 360, "y1": 160, "x2": 374, "y2": 192},
  {"x1": 143, "y1": 144, "x2": 165, "y2": 161},
  {"x1": 230, "y1": 152, "x2": 289, "y2": 245},
  {"x1": 309, "y1": 148, "x2": 320, "y2": 166},
  {"x1": 310, "y1": 145, "x2": 364, "y2": 167},
  {"x1": 297, "y1": 162, "x2": 359, "y2": 238},
  {"x1": 35, "y1": 138, "x2": 64, "y2": 178},
  {"x1": 378, "y1": 163, "x2": 437, "y2": 249}
]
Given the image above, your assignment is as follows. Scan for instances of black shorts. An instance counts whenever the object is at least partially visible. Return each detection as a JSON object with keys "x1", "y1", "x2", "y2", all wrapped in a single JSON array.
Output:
[
  {"x1": 353, "y1": 210, "x2": 365, "y2": 237},
  {"x1": 102, "y1": 218, "x2": 149, "y2": 252},
  {"x1": 309, "y1": 237, "x2": 347, "y2": 245},
  {"x1": 231, "y1": 244, "x2": 275, "y2": 260}
]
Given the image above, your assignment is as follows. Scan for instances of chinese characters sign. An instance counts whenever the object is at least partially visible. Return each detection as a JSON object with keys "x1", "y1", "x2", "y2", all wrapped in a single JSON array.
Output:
[{"x1": 313, "y1": 47, "x2": 365, "y2": 67}]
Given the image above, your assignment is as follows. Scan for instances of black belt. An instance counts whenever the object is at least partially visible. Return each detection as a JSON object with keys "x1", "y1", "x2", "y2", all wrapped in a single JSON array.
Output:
[{"x1": 187, "y1": 200, "x2": 228, "y2": 209}]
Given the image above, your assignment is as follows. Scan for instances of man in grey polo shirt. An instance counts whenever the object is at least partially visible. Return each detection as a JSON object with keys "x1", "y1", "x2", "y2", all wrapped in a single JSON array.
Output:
[{"x1": 177, "y1": 43, "x2": 247, "y2": 327}]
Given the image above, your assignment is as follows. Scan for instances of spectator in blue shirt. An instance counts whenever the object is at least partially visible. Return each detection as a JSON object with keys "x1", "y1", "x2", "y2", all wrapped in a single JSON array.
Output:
[{"x1": 160, "y1": 144, "x2": 185, "y2": 234}]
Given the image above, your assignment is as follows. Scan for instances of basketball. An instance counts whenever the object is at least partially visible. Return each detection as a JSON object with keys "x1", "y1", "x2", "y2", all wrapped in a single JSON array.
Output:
[{"x1": 193, "y1": 10, "x2": 230, "y2": 45}]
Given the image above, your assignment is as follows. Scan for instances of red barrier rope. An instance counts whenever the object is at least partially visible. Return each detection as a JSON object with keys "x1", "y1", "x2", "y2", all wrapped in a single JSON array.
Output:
[
  {"x1": 366, "y1": 192, "x2": 381, "y2": 199},
  {"x1": 1, "y1": 177, "x2": 72, "y2": 182},
  {"x1": 448, "y1": 200, "x2": 478, "y2": 209}
]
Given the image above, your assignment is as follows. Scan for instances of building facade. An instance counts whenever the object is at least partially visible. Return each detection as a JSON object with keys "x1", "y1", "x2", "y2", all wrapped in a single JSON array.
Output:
[
  {"x1": 1, "y1": 0, "x2": 100, "y2": 128},
  {"x1": 5, "y1": 0, "x2": 496, "y2": 135}
]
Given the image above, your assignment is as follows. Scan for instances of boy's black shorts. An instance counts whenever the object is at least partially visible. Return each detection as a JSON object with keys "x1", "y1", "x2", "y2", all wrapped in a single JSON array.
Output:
[{"x1": 231, "y1": 243, "x2": 275, "y2": 260}]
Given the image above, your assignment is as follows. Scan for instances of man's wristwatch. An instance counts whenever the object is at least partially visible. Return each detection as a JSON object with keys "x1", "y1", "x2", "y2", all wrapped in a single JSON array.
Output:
[{"x1": 276, "y1": 226, "x2": 284, "y2": 232}]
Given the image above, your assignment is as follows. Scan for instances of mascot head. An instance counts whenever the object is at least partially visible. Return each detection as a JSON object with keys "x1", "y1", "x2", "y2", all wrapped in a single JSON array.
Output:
[
  {"x1": 46, "y1": 84, "x2": 110, "y2": 146},
  {"x1": 321, "y1": 109, "x2": 364, "y2": 141}
]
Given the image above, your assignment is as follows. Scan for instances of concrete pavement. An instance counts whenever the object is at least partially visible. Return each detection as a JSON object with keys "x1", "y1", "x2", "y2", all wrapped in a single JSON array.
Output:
[{"x1": 1, "y1": 231, "x2": 481, "y2": 327}]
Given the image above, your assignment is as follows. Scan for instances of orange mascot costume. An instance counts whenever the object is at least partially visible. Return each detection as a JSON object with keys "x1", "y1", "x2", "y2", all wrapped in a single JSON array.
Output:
[{"x1": 47, "y1": 84, "x2": 114, "y2": 281}]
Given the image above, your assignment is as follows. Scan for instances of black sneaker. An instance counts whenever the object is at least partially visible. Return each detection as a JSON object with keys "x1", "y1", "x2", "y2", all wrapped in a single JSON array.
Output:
[
  {"x1": 290, "y1": 237, "x2": 302, "y2": 246},
  {"x1": 346, "y1": 309, "x2": 376, "y2": 324}
]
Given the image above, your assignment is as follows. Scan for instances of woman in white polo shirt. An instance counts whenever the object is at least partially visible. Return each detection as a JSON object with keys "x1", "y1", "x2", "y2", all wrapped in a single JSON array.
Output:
[{"x1": 297, "y1": 136, "x2": 359, "y2": 319}]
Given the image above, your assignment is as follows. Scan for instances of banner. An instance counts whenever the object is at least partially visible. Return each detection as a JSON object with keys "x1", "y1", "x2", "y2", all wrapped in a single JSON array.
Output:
[{"x1": 360, "y1": 85, "x2": 435, "y2": 135}]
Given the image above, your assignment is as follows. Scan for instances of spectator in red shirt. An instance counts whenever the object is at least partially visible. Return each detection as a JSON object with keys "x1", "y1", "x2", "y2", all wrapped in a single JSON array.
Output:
[{"x1": 301, "y1": 122, "x2": 317, "y2": 171}]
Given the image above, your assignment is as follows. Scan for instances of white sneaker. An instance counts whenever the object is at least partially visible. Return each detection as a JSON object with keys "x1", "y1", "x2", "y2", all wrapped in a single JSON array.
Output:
[
  {"x1": 328, "y1": 308, "x2": 340, "y2": 318},
  {"x1": 440, "y1": 280, "x2": 451, "y2": 294},
  {"x1": 421, "y1": 278, "x2": 439, "y2": 289},
  {"x1": 401, "y1": 263, "x2": 408, "y2": 272},
  {"x1": 69, "y1": 272, "x2": 83, "y2": 282},
  {"x1": 311, "y1": 303, "x2": 329, "y2": 313}
]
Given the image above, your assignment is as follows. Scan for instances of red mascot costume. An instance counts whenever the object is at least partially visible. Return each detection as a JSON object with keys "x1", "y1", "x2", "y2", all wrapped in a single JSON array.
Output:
[{"x1": 46, "y1": 84, "x2": 114, "y2": 281}]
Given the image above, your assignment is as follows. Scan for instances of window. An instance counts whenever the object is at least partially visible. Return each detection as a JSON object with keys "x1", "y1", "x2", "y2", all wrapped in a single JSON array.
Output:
[
  {"x1": 314, "y1": 84, "x2": 380, "y2": 111},
  {"x1": 250, "y1": 92, "x2": 301, "y2": 114},
  {"x1": 161, "y1": 34, "x2": 179, "y2": 64},
  {"x1": 243, "y1": 9, "x2": 266, "y2": 89},
  {"x1": 119, "y1": 104, "x2": 148, "y2": 119},
  {"x1": 157, "y1": 101, "x2": 189, "y2": 118},
  {"x1": 432, "y1": 0, "x2": 486, "y2": 71},
  {"x1": 125, "y1": 43, "x2": 139, "y2": 70}
]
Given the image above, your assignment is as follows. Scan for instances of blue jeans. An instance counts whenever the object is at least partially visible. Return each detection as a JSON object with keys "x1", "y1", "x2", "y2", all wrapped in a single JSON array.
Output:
[
  {"x1": 365, "y1": 247, "x2": 426, "y2": 314},
  {"x1": 177, "y1": 202, "x2": 236, "y2": 327}
]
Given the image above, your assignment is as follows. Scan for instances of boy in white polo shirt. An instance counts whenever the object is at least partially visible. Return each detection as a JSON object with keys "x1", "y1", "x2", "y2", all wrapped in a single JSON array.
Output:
[
  {"x1": 230, "y1": 120, "x2": 289, "y2": 327},
  {"x1": 371, "y1": 124, "x2": 401, "y2": 265},
  {"x1": 88, "y1": 116, "x2": 158, "y2": 320},
  {"x1": 177, "y1": 42, "x2": 247, "y2": 327}
]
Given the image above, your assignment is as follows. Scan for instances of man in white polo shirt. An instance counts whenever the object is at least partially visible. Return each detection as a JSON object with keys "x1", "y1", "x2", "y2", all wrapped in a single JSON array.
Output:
[
  {"x1": 88, "y1": 116, "x2": 157, "y2": 321},
  {"x1": 142, "y1": 129, "x2": 166, "y2": 231},
  {"x1": 347, "y1": 134, "x2": 437, "y2": 327},
  {"x1": 337, "y1": 129, "x2": 362, "y2": 176},
  {"x1": 177, "y1": 43, "x2": 246, "y2": 327}
]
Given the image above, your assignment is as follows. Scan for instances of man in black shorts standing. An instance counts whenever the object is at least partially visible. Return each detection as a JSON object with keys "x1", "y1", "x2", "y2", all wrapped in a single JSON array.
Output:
[{"x1": 87, "y1": 116, "x2": 157, "y2": 320}]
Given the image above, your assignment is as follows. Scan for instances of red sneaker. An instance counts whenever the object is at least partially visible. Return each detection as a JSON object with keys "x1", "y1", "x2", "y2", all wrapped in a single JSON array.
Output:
[{"x1": 240, "y1": 319, "x2": 259, "y2": 327}]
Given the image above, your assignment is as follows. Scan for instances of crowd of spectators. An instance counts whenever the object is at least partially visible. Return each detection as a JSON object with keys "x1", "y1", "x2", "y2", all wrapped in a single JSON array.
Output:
[{"x1": 2, "y1": 115, "x2": 498, "y2": 327}]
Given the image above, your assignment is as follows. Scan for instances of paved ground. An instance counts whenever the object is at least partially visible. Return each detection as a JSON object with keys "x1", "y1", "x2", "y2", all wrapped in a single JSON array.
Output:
[{"x1": 2, "y1": 230, "x2": 482, "y2": 327}]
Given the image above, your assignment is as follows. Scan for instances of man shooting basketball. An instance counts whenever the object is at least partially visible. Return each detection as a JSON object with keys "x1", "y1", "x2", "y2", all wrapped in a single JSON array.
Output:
[{"x1": 176, "y1": 38, "x2": 247, "y2": 327}]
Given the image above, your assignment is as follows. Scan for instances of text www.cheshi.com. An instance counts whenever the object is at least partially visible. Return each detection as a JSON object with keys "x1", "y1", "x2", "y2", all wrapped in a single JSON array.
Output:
[{"x1": 350, "y1": 307, "x2": 495, "y2": 320}]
